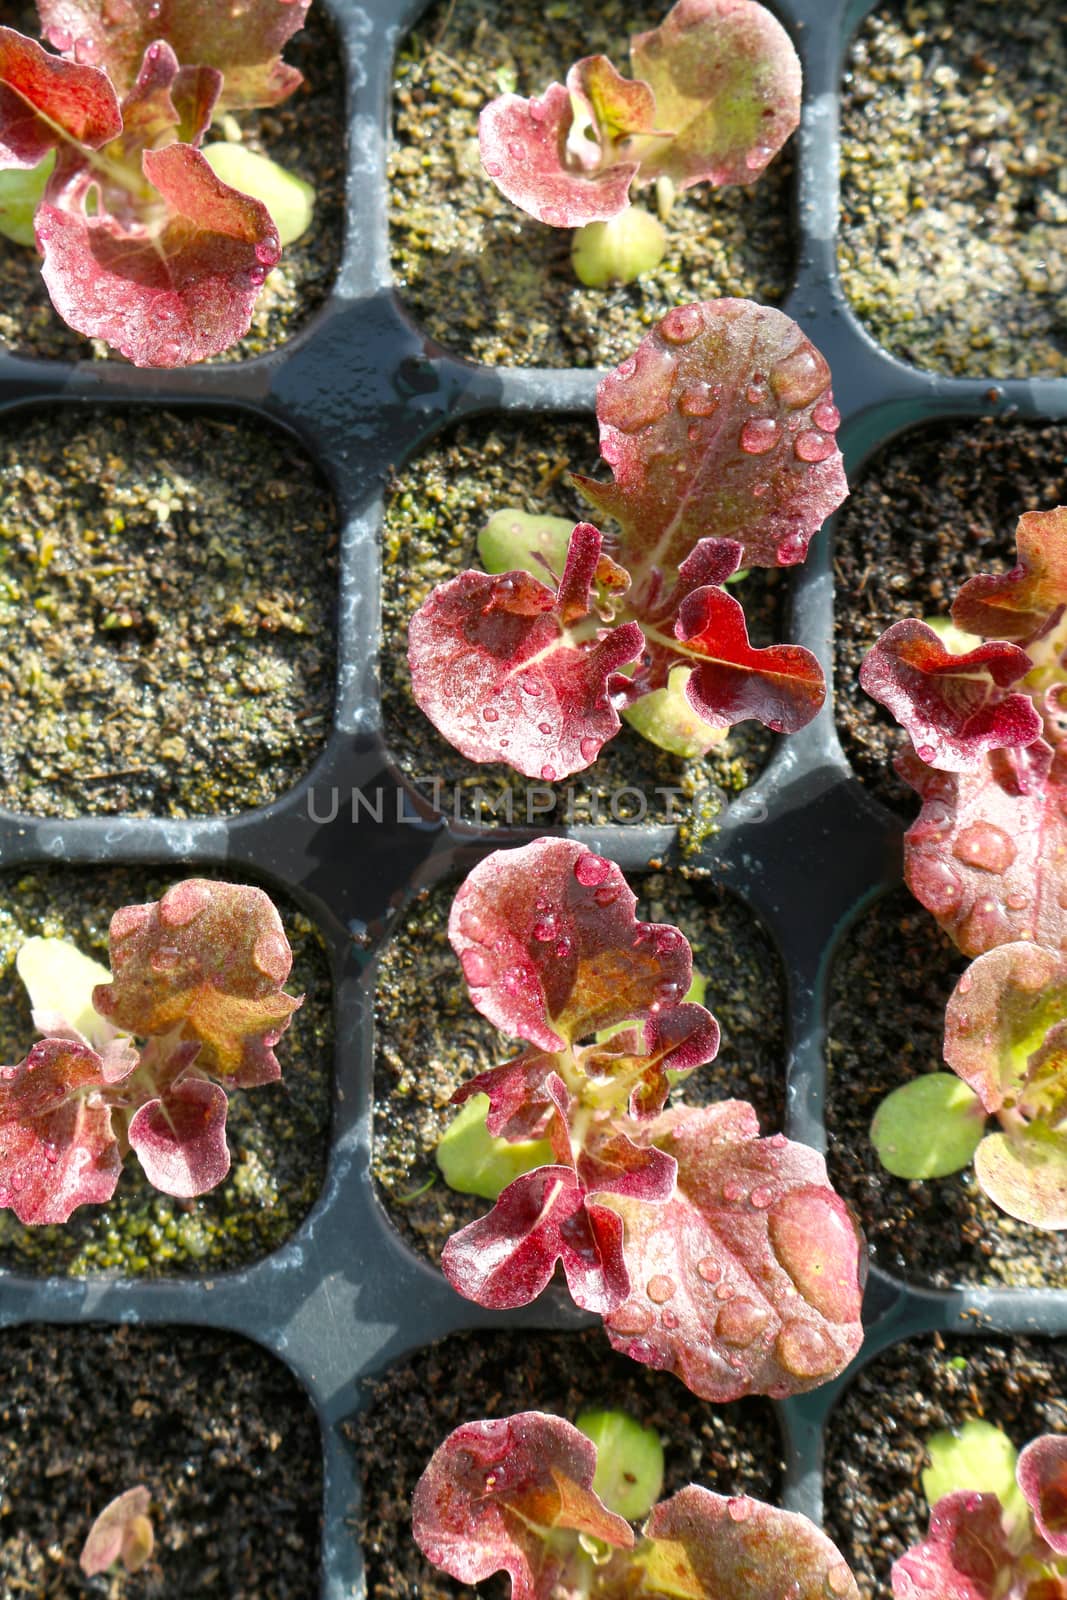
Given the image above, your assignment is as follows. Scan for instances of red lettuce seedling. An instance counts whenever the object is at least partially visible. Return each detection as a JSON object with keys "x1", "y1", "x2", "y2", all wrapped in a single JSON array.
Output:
[
  {"x1": 409, "y1": 298, "x2": 847, "y2": 781},
  {"x1": 413, "y1": 1409, "x2": 860, "y2": 1600},
  {"x1": 0, "y1": 0, "x2": 313, "y2": 364},
  {"x1": 80, "y1": 1485, "x2": 154, "y2": 1577},
  {"x1": 0, "y1": 879, "x2": 301, "y2": 1224},
  {"x1": 479, "y1": 0, "x2": 801, "y2": 285},
  {"x1": 861, "y1": 507, "x2": 1067, "y2": 1229},
  {"x1": 439, "y1": 838, "x2": 865, "y2": 1400},
  {"x1": 894, "y1": 1425, "x2": 1067, "y2": 1600}
]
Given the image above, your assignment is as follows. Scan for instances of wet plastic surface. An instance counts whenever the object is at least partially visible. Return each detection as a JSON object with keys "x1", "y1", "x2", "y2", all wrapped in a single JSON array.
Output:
[{"x1": 0, "y1": 0, "x2": 1065, "y2": 1594}]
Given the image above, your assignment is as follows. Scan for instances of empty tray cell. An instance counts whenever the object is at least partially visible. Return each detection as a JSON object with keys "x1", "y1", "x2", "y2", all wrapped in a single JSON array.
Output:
[
  {"x1": 0, "y1": 406, "x2": 338, "y2": 818},
  {"x1": 0, "y1": 865, "x2": 332, "y2": 1277},
  {"x1": 383, "y1": 413, "x2": 779, "y2": 838},
  {"x1": 0, "y1": 1322, "x2": 322, "y2": 1598},
  {"x1": 0, "y1": 0, "x2": 345, "y2": 365},
  {"x1": 832, "y1": 416, "x2": 1067, "y2": 814},
  {"x1": 839, "y1": 0, "x2": 1067, "y2": 379},
  {"x1": 824, "y1": 1332, "x2": 1067, "y2": 1600},
  {"x1": 351, "y1": 1324, "x2": 783, "y2": 1600},
  {"x1": 373, "y1": 869, "x2": 785, "y2": 1268},
  {"x1": 826, "y1": 886, "x2": 1066, "y2": 1291},
  {"x1": 389, "y1": 0, "x2": 796, "y2": 370}
]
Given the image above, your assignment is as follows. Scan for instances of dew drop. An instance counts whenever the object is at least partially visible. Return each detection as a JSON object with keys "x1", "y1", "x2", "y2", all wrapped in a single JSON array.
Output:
[
  {"x1": 825, "y1": 1562, "x2": 853, "y2": 1597},
  {"x1": 696, "y1": 1256, "x2": 722, "y2": 1283},
  {"x1": 916, "y1": 744, "x2": 937, "y2": 762},
  {"x1": 483, "y1": 160, "x2": 504, "y2": 177},
  {"x1": 745, "y1": 379, "x2": 767, "y2": 405},
  {"x1": 745, "y1": 143, "x2": 772, "y2": 169},
  {"x1": 460, "y1": 950, "x2": 493, "y2": 986},
  {"x1": 156, "y1": 341, "x2": 181, "y2": 363},
  {"x1": 611, "y1": 1300, "x2": 653, "y2": 1336},
  {"x1": 541, "y1": 765, "x2": 557, "y2": 782},
  {"x1": 253, "y1": 932, "x2": 290, "y2": 983},
  {"x1": 1006, "y1": 890, "x2": 1030, "y2": 911},
  {"x1": 678, "y1": 381, "x2": 719, "y2": 417},
  {"x1": 574, "y1": 853, "x2": 611, "y2": 888},
  {"x1": 740, "y1": 418, "x2": 779, "y2": 455},
  {"x1": 0, "y1": 1065, "x2": 17, "y2": 1082},
  {"x1": 769, "y1": 343, "x2": 830, "y2": 407},
  {"x1": 160, "y1": 880, "x2": 211, "y2": 929},
  {"x1": 727, "y1": 1497, "x2": 753, "y2": 1522},
  {"x1": 769, "y1": 1188, "x2": 861, "y2": 1322},
  {"x1": 600, "y1": 342, "x2": 678, "y2": 434},
  {"x1": 795, "y1": 429, "x2": 836, "y2": 463},
  {"x1": 554, "y1": 936, "x2": 573, "y2": 958},
  {"x1": 594, "y1": 884, "x2": 619, "y2": 907},
  {"x1": 812, "y1": 400, "x2": 841, "y2": 432},
  {"x1": 659, "y1": 304, "x2": 703, "y2": 344},
  {"x1": 248, "y1": 264, "x2": 268, "y2": 286},
  {"x1": 255, "y1": 239, "x2": 277, "y2": 265},
  {"x1": 952, "y1": 822, "x2": 1016, "y2": 874},
  {"x1": 50, "y1": 27, "x2": 73, "y2": 48},
  {"x1": 482, "y1": 706, "x2": 499, "y2": 722},
  {"x1": 42, "y1": 1141, "x2": 58, "y2": 1166},
  {"x1": 775, "y1": 1319, "x2": 838, "y2": 1379},
  {"x1": 537, "y1": 721, "x2": 552, "y2": 735},
  {"x1": 579, "y1": 736, "x2": 600, "y2": 763},
  {"x1": 768, "y1": 1133, "x2": 788, "y2": 1149},
  {"x1": 9, "y1": 1170, "x2": 24, "y2": 1193},
  {"x1": 150, "y1": 945, "x2": 181, "y2": 973},
  {"x1": 909, "y1": 854, "x2": 964, "y2": 915},
  {"x1": 776, "y1": 531, "x2": 808, "y2": 565},
  {"x1": 715, "y1": 1283, "x2": 735, "y2": 1302},
  {"x1": 722, "y1": 1178, "x2": 744, "y2": 1203},
  {"x1": 520, "y1": 674, "x2": 541, "y2": 695},
  {"x1": 528, "y1": 99, "x2": 546, "y2": 122},
  {"x1": 507, "y1": 141, "x2": 524, "y2": 159},
  {"x1": 75, "y1": 33, "x2": 99, "y2": 61},
  {"x1": 767, "y1": 718, "x2": 784, "y2": 735},
  {"x1": 750, "y1": 1185, "x2": 774, "y2": 1209},
  {"x1": 662, "y1": 1308, "x2": 679, "y2": 1329},
  {"x1": 533, "y1": 919, "x2": 555, "y2": 941},
  {"x1": 646, "y1": 1274, "x2": 676, "y2": 1303},
  {"x1": 716, "y1": 1297, "x2": 770, "y2": 1345}
]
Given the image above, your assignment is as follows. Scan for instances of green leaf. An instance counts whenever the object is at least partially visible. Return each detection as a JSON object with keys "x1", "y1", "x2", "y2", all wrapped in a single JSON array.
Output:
[
  {"x1": 435, "y1": 1093, "x2": 554, "y2": 1201},
  {"x1": 622, "y1": 666, "x2": 729, "y2": 759},
  {"x1": 923, "y1": 1419, "x2": 1027, "y2": 1535},
  {"x1": 571, "y1": 207, "x2": 666, "y2": 287},
  {"x1": 870, "y1": 1073, "x2": 985, "y2": 1179},
  {"x1": 478, "y1": 510, "x2": 575, "y2": 579},
  {"x1": 575, "y1": 1409, "x2": 664, "y2": 1521},
  {"x1": 0, "y1": 151, "x2": 55, "y2": 247},
  {"x1": 201, "y1": 142, "x2": 314, "y2": 246},
  {"x1": 16, "y1": 935, "x2": 113, "y2": 1049}
]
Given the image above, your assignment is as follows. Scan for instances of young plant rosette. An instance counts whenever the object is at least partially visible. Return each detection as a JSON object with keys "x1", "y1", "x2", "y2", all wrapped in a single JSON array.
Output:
[
  {"x1": 413, "y1": 1409, "x2": 860, "y2": 1600},
  {"x1": 894, "y1": 1424, "x2": 1067, "y2": 1600},
  {"x1": 440, "y1": 838, "x2": 865, "y2": 1401},
  {"x1": 0, "y1": 878, "x2": 301, "y2": 1223},
  {"x1": 0, "y1": 0, "x2": 314, "y2": 364},
  {"x1": 862, "y1": 507, "x2": 1067, "y2": 1229},
  {"x1": 479, "y1": 0, "x2": 801, "y2": 286},
  {"x1": 409, "y1": 298, "x2": 847, "y2": 782}
]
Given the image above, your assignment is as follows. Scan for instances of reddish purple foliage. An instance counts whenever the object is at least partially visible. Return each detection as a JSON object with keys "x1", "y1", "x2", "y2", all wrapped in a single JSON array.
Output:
[
  {"x1": 80, "y1": 1485, "x2": 153, "y2": 1578},
  {"x1": 414, "y1": 1411, "x2": 859, "y2": 1600},
  {"x1": 0, "y1": 0, "x2": 307, "y2": 363},
  {"x1": 409, "y1": 301, "x2": 846, "y2": 779},
  {"x1": 0, "y1": 879, "x2": 300, "y2": 1223},
  {"x1": 478, "y1": 0, "x2": 800, "y2": 227},
  {"x1": 1019, "y1": 1436, "x2": 1067, "y2": 1556},
  {"x1": 439, "y1": 840, "x2": 865, "y2": 1398}
]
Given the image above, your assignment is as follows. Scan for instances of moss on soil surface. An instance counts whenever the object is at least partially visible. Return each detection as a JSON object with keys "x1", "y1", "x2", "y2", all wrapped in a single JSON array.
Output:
[
  {"x1": 0, "y1": 1323, "x2": 322, "y2": 1598},
  {"x1": 825, "y1": 1334, "x2": 1067, "y2": 1600},
  {"x1": 0, "y1": 865, "x2": 332, "y2": 1277},
  {"x1": 839, "y1": 0, "x2": 1067, "y2": 378},
  {"x1": 0, "y1": 0, "x2": 344, "y2": 364},
  {"x1": 373, "y1": 869, "x2": 784, "y2": 1266},
  {"x1": 826, "y1": 887, "x2": 1065, "y2": 1291},
  {"x1": 353, "y1": 1325, "x2": 782, "y2": 1600},
  {"x1": 389, "y1": 0, "x2": 795, "y2": 370},
  {"x1": 383, "y1": 414, "x2": 779, "y2": 841},
  {"x1": 832, "y1": 417, "x2": 1067, "y2": 815},
  {"x1": 0, "y1": 406, "x2": 338, "y2": 818}
]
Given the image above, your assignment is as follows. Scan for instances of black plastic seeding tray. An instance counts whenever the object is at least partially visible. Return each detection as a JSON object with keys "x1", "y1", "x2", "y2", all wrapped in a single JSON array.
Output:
[{"x1": 0, "y1": 0, "x2": 1065, "y2": 1594}]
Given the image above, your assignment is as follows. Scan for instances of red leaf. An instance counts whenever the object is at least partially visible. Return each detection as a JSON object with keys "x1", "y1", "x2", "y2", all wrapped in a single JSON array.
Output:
[
  {"x1": 1019, "y1": 1436, "x2": 1067, "y2": 1556},
  {"x1": 447, "y1": 839, "x2": 693, "y2": 1051},
  {"x1": 0, "y1": 25, "x2": 120, "y2": 167},
  {"x1": 412, "y1": 1413, "x2": 633, "y2": 1600},
  {"x1": 643, "y1": 1484, "x2": 859, "y2": 1600},
  {"x1": 953, "y1": 509, "x2": 1067, "y2": 643},
  {"x1": 409, "y1": 523, "x2": 644, "y2": 781},
  {"x1": 576, "y1": 1127, "x2": 677, "y2": 1202},
  {"x1": 0, "y1": 1039, "x2": 120, "y2": 1224},
  {"x1": 37, "y1": 0, "x2": 310, "y2": 110},
  {"x1": 452, "y1": 1049, "x2": 570, "y2": 1145},
  {"x1": 92, "y1": 878, "x2": 301, "y2": 1082},
  {"x1": 900, "y1": 744, "x2": 1067, "y2": 957},
  {"x1": 79, "y1": 1485, "x2": 153, "y2": 1577},
  {"x1": 602, "y1": 1103, "x2": 865, "y2": 1400},
  {"x1": 676, "y1": 584, "x2": 825, "y2": 732},
  {"x1": 860, "y1": 621, "x2": 1041, "y2": 771},
  {"x1": 891, "y1": 1493, "x2": 1017, "y2": 1600},
  {"x1": 577, "y1": 1002, "x2": 721, "y2": 1120},
  {"x1": 573, "y1": 300, "x2": 846, "y2": 572},
  {"x1": 128, "y1": 1073, "x2": 230, "y2": 1197},
  {"x1": 630, "y1": 0, "x2": 802, "y2": 191}
]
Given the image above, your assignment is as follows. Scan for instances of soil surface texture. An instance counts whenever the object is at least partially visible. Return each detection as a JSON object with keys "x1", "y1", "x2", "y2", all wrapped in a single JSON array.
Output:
[
  {"x1": 832, "y1": 417, "x2": 1067, "y2": 815},
  {"x1": 825, "y1": 1334, "x2": 1067, "y2": 1600},
  {"x1": 839, "y1": 0, "x2": 1067, "y2": 378},
  {"x1": 0, "y1": 0, "x2": 344, "y2": 364},
  {"x1": 0, "y1": 1323, "x2": 322, "y2": 1598},
  {"x1": 373, "y1": 870, "x2": 785, "y2": 1266},
  {"x1": 353, "y1": 1325, "x2": 783, "y2": 1600},
  {"x1": 0, "y1": 865, "x2": 332, "y2": 1277},
  {"x1": 383, "y1": 414, "x2": 779, "y2": 843},
  {"x1": 0, "y1": 407, "x2": 337, "y2": 818},
  {"x1": 389, "y1": 0, "x2": 795, "y2": 369}
]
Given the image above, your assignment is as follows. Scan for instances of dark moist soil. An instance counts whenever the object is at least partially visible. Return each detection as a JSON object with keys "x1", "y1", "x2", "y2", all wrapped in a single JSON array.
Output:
[
  {"x1": 826, "y1": 887, "x2": 1065, "y2": 1291},
  {"x1": 0, "y1": 1323, "x2": 322, "y2": 1599},
  {"x1": 0, "y1": 0, "x2": 344, "y2": 364},
  {"x1": 832, "y1": 417, "x2": 1067, "y2": 815},
  {"x1": 839, "y1": 0, "x2": 1067, "y2": 379},
  {"x1": 373, "y1": 870, "x2": 785, "y2": 1266},
  {"x1": 0, "y1": 864, "x2": 332, "y2": 1277},
  {"x1": 383, "y1": 414, "x2": 779, "y2": 844},
  {"x1": 389, "y1": 0, "x2": 795, "y2": 369},
  {"x1": 825, "y1": 1334, "x2": 1067, "y2": 1600},
  {"x1": 0, "y1": 406, "x2": 338, "y2": 818},
  {"x1": 351, "y1": 1325, "x2": 783, "y2": 1600}
]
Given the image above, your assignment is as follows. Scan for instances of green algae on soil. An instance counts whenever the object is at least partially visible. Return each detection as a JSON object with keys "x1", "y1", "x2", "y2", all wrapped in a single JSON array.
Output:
[
  {"x1": 0, "y1": 407, "x2": 338, "y2": 818},
  {"x1": 389, "y1": 0, "x2": 795, "y2": 370},
  {"x1": 373, "y1": 869, "x2": 785, "y2": 1268},
  {"x1": 352, "y1": 1325, "x2": 783, "y2": 1600},
  {"x1": 839, "y1": 0, "x2": 1066, "y2": 379},
  {"x1": 0, "y1": 865, "x2": 332, "y2": 1278},
  {"x1": 0, "y1": 1323, "x2": 322, "y2": 1599},
  {"x1": 0, "y1": 0, "x2": 345, "y2": 365},
  {"x1": 382, "y1": 414, "x2": 779, "y2": 842}
]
